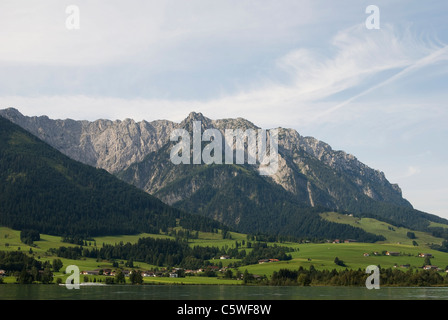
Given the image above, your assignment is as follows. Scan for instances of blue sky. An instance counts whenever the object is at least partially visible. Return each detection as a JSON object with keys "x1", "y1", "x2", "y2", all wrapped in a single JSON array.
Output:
[{"x1": 1, "y1": 0, "x2": 447, "y2": 218}]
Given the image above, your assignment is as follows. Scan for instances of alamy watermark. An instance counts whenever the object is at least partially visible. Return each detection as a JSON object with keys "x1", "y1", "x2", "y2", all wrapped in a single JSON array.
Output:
[
  {"x1": 169, "y1": 121, "x2": 279, "y2": 176},
  {"x1": 66, "y1": 5, "x2": 80, "y2": 30},
  {"x1": 365, "y1": 265, "x2": 380, "y2": 289},
  {"x1": 64, "y1": 5, "x2": 379, "y2": 31},
  {"x1": 63, "y1": 263, "x2": 378, "y2": 289},
  {"x1": 65, "y1": 265, "x2": 80, "y2": 289},
  {"x1": 365, "y1": 5, "x2": 380, "y2": 30}
]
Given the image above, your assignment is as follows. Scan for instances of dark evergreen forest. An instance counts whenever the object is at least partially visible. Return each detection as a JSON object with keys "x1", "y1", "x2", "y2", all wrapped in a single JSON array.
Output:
[{"x1": 0, "y1": 116, "x2": 224, "y2": 237}]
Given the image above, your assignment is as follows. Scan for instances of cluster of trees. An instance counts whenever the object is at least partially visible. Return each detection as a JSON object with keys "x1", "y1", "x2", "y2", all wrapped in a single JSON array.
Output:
[
  {"x1": 61, "y1": 235, "x2": 96, "y2": 246},
  {"x1": 94, "y1": 238, "x2": 193, "y2": 266},
  {"x1": 48, "y1": 237, "x2": 296, "y2": 270},
  {"x1": 269, "y1": 266, "x2": 448, "y2": 287},
  {"x1": 48, "y1": 246, "x2": 85, "y2": 260},
  {"x1": 430, "y1": 240, "x2": 448, "y2": 253},
  {"x1": 16, "y1": 266, "x2": 54, "y2": 284},
  {"x1": 49, "y1": 237, "x2": 222, "y2": 268},
  {"x1": 0, "y1": 251, "x2": 63, "y2": 284},
  {"x1": 20, "y1": 229, "x2": 40, "y2": 245},
  {"x1": 428, "y1": 227, "x2": 448, "y2": 242},
  {"x1": 333, "y1": 257, "x2": 346, "y2": 267},
  {"x1": 177, "y1": 214, "x2": 228, "y2": 234},
  {"x1": 0, "y1": 251, "x2": 42, "y2": 272},
  {"x1": 241, "y1": 243, "x2": 294, "y2": 265},
  {"x1": 407, "y1": 231, "x2": 416, "y2": 239}
]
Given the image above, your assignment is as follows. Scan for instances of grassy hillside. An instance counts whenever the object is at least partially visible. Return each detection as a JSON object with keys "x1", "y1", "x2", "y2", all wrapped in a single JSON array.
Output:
[
  {"x1": 2, "y1": 221, "x2": 448, "y2": 285},
  {"x1": 241, "y1": 242, "x2": 448, "y2": 276},
  {"x1": 320, "y1": 212, "x2": 447, "y2": 246}
]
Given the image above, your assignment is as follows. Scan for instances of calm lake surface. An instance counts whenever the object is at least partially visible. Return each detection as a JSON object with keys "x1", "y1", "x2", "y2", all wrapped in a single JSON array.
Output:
[{"x1": 1, "y1": 285, "x2": 448, "y2": 300}]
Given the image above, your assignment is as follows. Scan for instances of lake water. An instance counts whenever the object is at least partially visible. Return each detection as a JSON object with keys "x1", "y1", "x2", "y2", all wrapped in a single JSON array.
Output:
[{"x1": 1, "y1": 284, "x2": 448, "y2": 300}]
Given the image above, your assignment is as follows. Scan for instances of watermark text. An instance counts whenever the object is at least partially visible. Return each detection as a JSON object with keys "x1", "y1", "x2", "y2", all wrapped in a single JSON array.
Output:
[{"x1": 170, "y1": 121, "x2": 279, "y2": 175}]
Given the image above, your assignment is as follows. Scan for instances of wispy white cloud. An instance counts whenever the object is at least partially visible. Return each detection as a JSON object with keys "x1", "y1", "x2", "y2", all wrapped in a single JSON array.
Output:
[
  {"x1": 275, "y1": 24, "x2": 420, "y2": 101},
  {"x1": 316, "y1": 41, "x2": 448, "y2": 121},
  {"x1": 2, "y1": 23, "x2": 446, "y2": 127},
  {"x1": 0, "y1": 0, "x2": 318, "y2": 67},
  {"x1": 0, "y1": 1, "x2": 169, "y2": 66},
  {"x1": 198, "y1": 24, "x2": 447, "y2": 129}
]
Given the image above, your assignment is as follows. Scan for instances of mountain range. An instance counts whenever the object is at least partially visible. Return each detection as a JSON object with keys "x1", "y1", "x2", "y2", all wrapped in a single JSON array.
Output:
[
  {"x1": 0, "y1": 114, "x2": 224, "y2": 237},
  {"x1": 1, "y1": 107, "x2": 446, "y2": 240}
]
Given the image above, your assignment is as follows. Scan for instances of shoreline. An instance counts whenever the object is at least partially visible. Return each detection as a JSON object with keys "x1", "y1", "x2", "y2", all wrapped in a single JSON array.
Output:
[{"x1": 3, "y1": 281, "x2": 448, "y2": 288}]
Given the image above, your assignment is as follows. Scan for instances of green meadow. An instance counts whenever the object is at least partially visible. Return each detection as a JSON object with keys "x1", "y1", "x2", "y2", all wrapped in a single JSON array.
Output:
[
  {"x1": 320, "y1": 212, "x2": 446, "y2": 246},
  {"x1": 2, "y1": 211, "x2": 448, "y2": 285},
  {"x1": 240, "y1": 242, "x2": 448, "y2": 277}
]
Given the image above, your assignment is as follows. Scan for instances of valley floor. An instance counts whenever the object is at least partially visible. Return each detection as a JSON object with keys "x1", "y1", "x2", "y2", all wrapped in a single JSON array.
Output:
[{"x1": 2, "y1": 220, "x2": 448, "y2": 287}]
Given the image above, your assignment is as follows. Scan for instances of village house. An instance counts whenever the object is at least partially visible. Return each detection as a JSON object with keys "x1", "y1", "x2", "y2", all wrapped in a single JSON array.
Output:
[
  {"x1": 257, "y1": 258, "x2": 279, "y2": 264},
  {"x1": 419, "y1": 253, "x2": 433, "y2": 258},
  {"x1": 81, "y1": 270, "x2": 100, "y2": 276},
  {"x1": 207, "y1": 266, "x2": 220, "y2": 271},
  {"x1": 423, "y1": 265, "x2": 440, "y2": 271},
  {"x1": 184, "y1": 269, "x2": 196, "y2": 275},
  {"x1": 141, "y1": 271, "x2": 156, "y2": 277},
  {"x1": 386, "y1": 251, "x2": 400, "y2": 256},
  {"x1": 102, "y1": 269, "x2": 112, "y2": 276},
  {"x1": 220, "y1": 255, "x2": 230, "y2": 259}
]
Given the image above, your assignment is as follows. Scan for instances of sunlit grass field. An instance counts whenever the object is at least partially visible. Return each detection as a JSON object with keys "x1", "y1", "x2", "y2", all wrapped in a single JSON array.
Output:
[
  {"x1": 2, "y1": 210, "x2": 448, "y2": 285},
  {"x1": 320, "y1": 212, "x2": 446, "y2": 246}
]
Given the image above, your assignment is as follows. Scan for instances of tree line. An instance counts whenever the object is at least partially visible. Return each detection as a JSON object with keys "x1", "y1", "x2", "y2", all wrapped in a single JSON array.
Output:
[
  {"x1": 268, "y1": 266, "x2": 448, "y2": 287},
  {"x1": 0, "y1": 251, "x2": 64, "y2": 284},
  {"x1": 48, "y1": 237, "x2": 295, "y2": 269}
]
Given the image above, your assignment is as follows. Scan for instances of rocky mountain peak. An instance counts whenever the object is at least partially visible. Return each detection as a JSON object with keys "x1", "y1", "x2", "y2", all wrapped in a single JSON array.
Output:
[
  {"x1": 180, "y1": 111, "x2": 212, "y2": 130},
  {"x1": 0, "y1": 107, "x2": 411, "y2": 210}
]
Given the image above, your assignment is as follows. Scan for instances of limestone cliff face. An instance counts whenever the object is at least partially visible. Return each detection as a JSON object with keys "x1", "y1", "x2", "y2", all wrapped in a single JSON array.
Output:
[
  {"x1": 0, "y1": 108, "x2": 175, "y2": 173},
  {"x1": 276, "y1": 128, "x2": 411, "y2": 208},
  {"x1": 0, "y1": 108, "x2": 411, "y2": 212}
]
